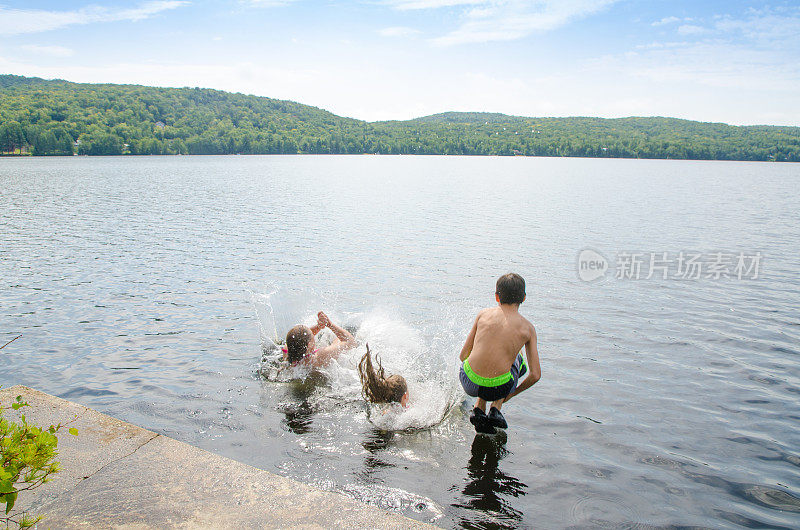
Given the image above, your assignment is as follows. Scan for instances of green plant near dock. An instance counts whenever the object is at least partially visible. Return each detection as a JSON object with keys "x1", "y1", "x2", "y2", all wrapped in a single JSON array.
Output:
[{"x1": 0, "y1": 393, "x2": 77, "y2": 529}]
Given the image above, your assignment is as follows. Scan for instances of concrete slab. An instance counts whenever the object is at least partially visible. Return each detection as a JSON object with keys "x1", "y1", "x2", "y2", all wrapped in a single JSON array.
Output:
[
  {"x1": 1, "y1": 385, "x2": 158, "y2": 514},
  {"x1": 1, "y1": 386, "x2": 432, "y2": 529}
]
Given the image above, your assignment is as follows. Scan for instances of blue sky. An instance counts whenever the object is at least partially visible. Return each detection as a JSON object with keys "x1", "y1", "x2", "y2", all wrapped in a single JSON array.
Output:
[{"x1": 1, "y1": 1, "x2": 798, "y2": 124}]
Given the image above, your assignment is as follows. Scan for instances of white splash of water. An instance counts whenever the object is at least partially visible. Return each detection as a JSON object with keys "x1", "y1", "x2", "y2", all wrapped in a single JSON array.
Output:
[{"x1": 251, "y1": 287, "x2": 465, "y2": 431}]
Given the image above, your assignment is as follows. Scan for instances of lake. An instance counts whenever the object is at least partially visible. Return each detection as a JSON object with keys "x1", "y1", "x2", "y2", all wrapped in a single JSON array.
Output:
[{"x1": 1, "y1": 155, "x2": 799, "y2": 528}]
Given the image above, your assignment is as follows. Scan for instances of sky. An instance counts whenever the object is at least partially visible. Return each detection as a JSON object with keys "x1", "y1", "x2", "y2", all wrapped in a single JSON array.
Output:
[{"x1": 0, "y1": 0, "x2": 798, "y2": 125}]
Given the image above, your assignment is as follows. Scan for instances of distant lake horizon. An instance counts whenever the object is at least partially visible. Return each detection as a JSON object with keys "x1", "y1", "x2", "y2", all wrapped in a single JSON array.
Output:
[{"x1": 5, "y1": 152, "x2": 800, "y2": 163}]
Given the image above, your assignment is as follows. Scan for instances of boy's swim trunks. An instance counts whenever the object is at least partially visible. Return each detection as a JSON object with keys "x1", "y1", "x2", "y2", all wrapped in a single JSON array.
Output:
[{"x1": 460, "y1": 353, "x2": 528, "y2": 402}]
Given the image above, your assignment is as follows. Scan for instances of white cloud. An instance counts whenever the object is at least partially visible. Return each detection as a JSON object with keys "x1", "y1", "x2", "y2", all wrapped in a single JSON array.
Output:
[
  {"x1": 714, "y1": 7, "x2": 800, "y2": 46},
  {"x1": 661, "y1": 7, "x2": 800, "y2": 45},
  {"x1": 244, "y1": 0, "x2": 300, "y2": 6},
  {"x1": 588, "y1": 38, "x2": 800, "y2": 116},
  {"x1": 385, "y1": 0, "x2": 484, "y2": 10},
  {"x1": 0, "y1": 1, "x2": 188, "y2": 36},
  {"x1": 114, "y1": 1, "x2": 188, "y2": 21},
  {"x1": 383, "y1": 0, "x2": 620, "y2": 45},
  {"x1": 20, "y1": 45, "x2": 75, "y2": 57},
  {"x1": 651, "y1": 16, "x2": 679, "y2": 26},
  {"x1": 429, "y1": 0, "x2": 620, "y2": 46},
  {"x1": 378, "y1": 26, "x2": 420, "y2": 37},
  {"x1": 570, "y1": 6, "x2": 800, "y2": 125},
  {"x1": 677, "y1": 24, "x2": 705, "y2": 35},
  {"x1": 635, "y1": 41, "x2": 690, "y2": 50}
]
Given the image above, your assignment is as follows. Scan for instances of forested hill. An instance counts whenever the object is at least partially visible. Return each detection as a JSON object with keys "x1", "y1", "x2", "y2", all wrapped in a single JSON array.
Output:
[{"x1": 1, "y1": 74, "x2": 798, "y2": 161}]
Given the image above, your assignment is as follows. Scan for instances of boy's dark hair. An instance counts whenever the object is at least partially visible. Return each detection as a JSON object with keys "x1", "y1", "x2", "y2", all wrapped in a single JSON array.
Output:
[
  {"x1": 496, "y1": 273, "x2": 526, "y2": 305},
  {"x1": 286, "y1": 325, "x2": 312, "y2": 364}
]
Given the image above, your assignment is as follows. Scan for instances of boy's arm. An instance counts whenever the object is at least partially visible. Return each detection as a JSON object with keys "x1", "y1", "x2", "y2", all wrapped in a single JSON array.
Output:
[
  {"x1": 504, "y1": 324, "x2": 541, "y2": 402},
  {"x1": 459, "y1": 312, "x2": 481, "y2": 362}
]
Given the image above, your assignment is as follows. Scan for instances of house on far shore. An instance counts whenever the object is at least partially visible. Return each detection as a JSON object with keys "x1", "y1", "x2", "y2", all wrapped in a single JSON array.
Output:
[{"x1": 154, "y1": 121, "x2": 166, "y2": 130}]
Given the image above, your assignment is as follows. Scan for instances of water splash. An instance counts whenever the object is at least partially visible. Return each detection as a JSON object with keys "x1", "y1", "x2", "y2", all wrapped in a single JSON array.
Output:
[{"x1": 251, "y1": 286, "x2": 464, "y2": 430}]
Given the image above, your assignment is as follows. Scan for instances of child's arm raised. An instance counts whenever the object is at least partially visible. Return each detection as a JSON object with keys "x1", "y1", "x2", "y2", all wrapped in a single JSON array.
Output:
[
  {"x1": 309, "y1": 312, "x2": 326, "y2": 335},
  {"x1": 309, "y1": 312, "x2": 357, "y2": 367},
  {"x1": 326, "y1": 315, "x2": 356, "y2": 349},
  {"x1": 504, "y1": 324, "x2": 541, "y2": 402},
  {"x1": 459, "y1": 312, "x2": 481, "y2": 361}
]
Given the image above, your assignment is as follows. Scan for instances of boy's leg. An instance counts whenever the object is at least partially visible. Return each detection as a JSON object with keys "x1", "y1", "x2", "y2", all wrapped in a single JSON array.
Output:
[
  {"x1": 488, "y1": 377, "x2": 515, "y2": 429},
  {"x1": 470, "y1": 397, "x2": 496, "y2": 434},
  {"x1": 490, "y1": 397, "x2": 504, "y2": 411},
  {"x1": 488, "y1": 397, "x2": 508, "y2": 429}
]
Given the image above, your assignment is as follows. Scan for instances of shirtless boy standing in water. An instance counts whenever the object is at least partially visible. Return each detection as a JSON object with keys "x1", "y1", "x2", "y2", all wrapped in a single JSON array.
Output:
[{"x1": 459, "y1": 273, "x2": 541, "y2": 434}]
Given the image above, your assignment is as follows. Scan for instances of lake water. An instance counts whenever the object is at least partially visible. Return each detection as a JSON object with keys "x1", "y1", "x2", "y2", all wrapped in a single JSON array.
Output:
[{"x1": 1, "y1": 155, "x2": 799, "y2": 528}]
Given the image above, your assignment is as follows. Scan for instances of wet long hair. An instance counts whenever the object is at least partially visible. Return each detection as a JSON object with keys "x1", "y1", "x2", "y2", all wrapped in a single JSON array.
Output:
[{"x1": 358, "y1": 344, "x2": 407, "y2": 404}]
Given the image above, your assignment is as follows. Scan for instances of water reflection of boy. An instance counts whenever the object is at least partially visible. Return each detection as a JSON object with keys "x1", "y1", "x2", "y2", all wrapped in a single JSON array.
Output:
[
  {"x1": 456, "y1": 433, "x2": 527, "y2": 525},
  {"x1": 284, "y1": 311, "x2": 357, "y2": 368}
]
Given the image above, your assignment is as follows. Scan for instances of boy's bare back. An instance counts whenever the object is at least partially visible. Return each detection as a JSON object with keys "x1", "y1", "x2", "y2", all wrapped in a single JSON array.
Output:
[
  {"x1": 459, "y1": 273, "x2": 541, "y2": 433},
  {"x1": 466, "y1": 306, "x2": 534, "y2": 378}
]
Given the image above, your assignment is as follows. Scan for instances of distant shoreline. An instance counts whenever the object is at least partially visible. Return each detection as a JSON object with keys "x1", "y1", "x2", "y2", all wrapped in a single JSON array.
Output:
[
  {"x1": 2, "y1": 74, "x2": 799, "y2": 162},
  {"x1": 3, "y1": 153, "x2": 797, "y2": 164}
]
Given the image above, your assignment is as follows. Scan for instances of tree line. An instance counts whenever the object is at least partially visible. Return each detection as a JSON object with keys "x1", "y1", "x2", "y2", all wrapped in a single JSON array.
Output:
[{"x1": 1, "y1": 74, "x2": 798, "y2": 161}]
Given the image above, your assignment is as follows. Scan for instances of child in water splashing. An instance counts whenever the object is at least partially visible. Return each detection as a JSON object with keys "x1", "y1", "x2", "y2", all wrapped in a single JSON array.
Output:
[
  {"x1": 358, "y1": 344, "x2": 410, "y2": 407},
  {"x1": 283, "y1": 311, "x2": 357, "y2": 369}
]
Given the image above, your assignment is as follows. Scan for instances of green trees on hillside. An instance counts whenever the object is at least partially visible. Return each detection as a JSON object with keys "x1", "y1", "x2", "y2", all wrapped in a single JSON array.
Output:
[
  {"x1": 0, "y1": 74, "x2": 798, "y2": 161},
  {"x1": 0, "y1": 121, "x2": 25, "y2": 154},
  {"x1": 77, "y1": 133, "x2": 124, "y2": 155},
  {"x1": 30, "y1": 128, "x2": 74, "y2": 156}
]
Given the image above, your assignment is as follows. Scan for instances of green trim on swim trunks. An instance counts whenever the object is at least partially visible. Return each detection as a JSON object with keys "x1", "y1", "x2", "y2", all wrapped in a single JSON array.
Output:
[{"x1": 463, "y1": 359, "x2": 513, "y2": 387}]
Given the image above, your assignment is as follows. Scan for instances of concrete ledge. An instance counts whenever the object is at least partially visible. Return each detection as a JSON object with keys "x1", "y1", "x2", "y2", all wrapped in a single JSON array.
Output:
[{"x1": 1, "y1": 386, "x2": 432, "y2": 529}]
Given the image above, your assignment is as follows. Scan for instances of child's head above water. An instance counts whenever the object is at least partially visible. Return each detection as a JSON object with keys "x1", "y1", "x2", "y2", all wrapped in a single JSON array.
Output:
[
  {"x1": 358, "y1": 344, "x2": 408, "y2": 406},
  {"x1": 496, "y1": 272, "x2": 526, "y2": 305},
  {"x1": 286, "y1": 324, "x2": 315, "y2": 363}
]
